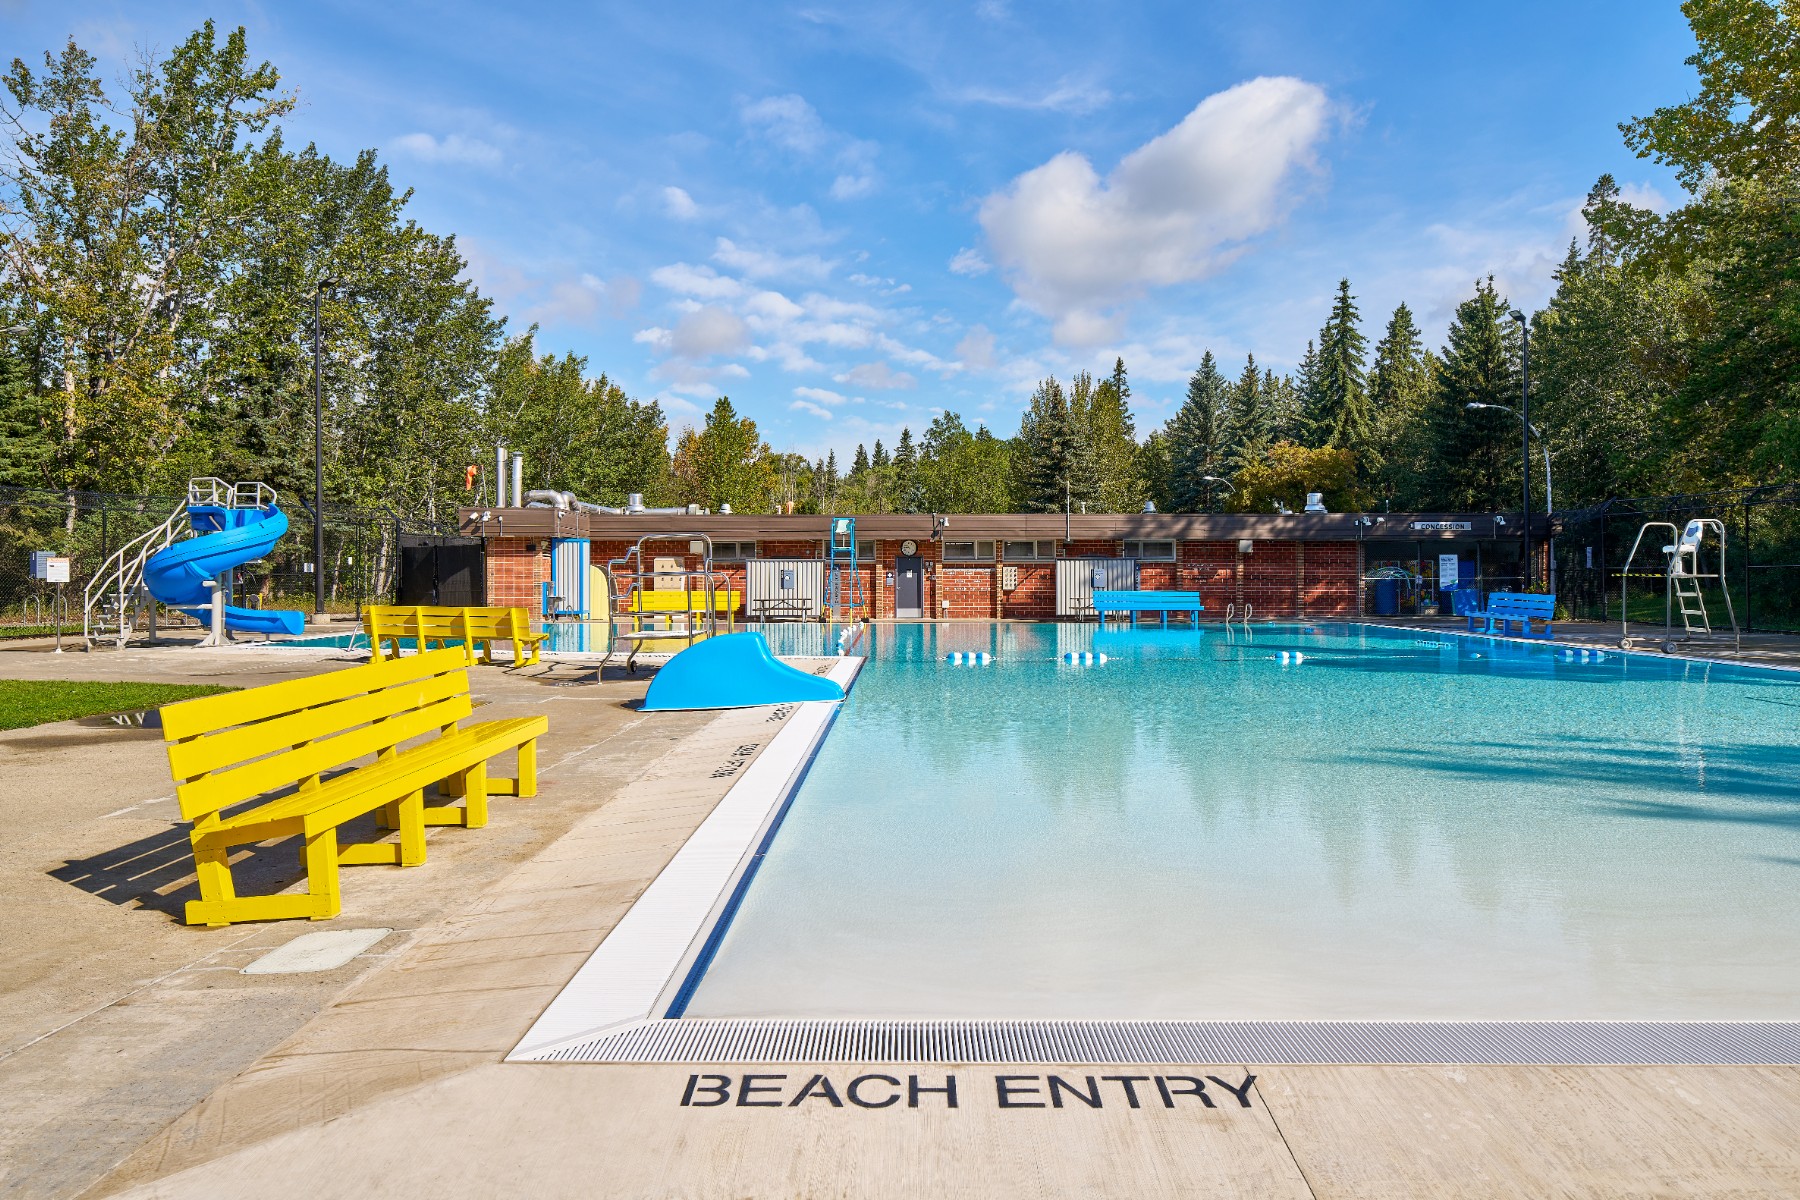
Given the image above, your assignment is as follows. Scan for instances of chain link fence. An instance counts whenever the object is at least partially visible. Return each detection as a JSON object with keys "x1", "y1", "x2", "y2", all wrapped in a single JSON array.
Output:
[
  {"x1": 1552, "y1": 484, "x2": 1800, "y2": 634},
  {"x1": 0, "y1": 483, "x2": 456, "y2": 634}
]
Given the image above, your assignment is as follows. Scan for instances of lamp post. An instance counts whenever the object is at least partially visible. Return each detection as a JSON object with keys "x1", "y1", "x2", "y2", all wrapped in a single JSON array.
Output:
[
  {"x1": 312, "y1": 280, "x2": 338, "y2": 618},
  {"x1": 1509, "y1": 310, "x2": 1532, "y2": 587},
  {"x1": 1469, "y1": 396, "x2": 1554, "y2": 594},
  {"x1": 1199, "y1": 474, "x2": 1235, "y2": 512}
]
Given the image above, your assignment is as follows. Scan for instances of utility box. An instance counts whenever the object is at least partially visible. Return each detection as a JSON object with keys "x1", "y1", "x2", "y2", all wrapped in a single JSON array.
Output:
[{"x1": 1001, "y1": 565, "x2": 1019, "y2": 591}]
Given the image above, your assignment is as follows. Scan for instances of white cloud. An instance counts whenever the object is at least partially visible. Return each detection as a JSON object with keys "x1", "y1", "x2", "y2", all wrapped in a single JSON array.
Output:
[
  {"x1": 794, "y1": 386, "x2": 851, "y2": 405},
  {"x1": 831, "y1": 172, "x2": 877, "y2": 200},
  {"x1": 954, "y1": 325, "x2": 998, "y2": 371},
  {"x1": 669, "y1": 306, "x2": 750, "y2": 358},
  {"x1": 835, "y1": 361, "x2": 916, "y2": 390},
  {"x1": 790, "y1": 399, "x2": 835, "y2": 420},
  {"x1": 979, "y1": 76, "x2": 1331, "y2": 345},
  {"x1": 1616, "y1": 181, "x2": 1672, "y2": 214},
  {"x1": 741, "y1": 94, "x2": 830, "y2": 155},
  {"x1": 713, "y1": 237, "x2": 834, "y2": 281},
  {"x1": 390, "y1": 131, "x2": 502, "y2": 168},
  {"x1": 952, "y1": 77, "x2": 1113, "y2": 116},
  {"x1": 949, "y1": 248, "x2": 990, "y2": 276},
  {"x1": 662, "y1": 186, "x2": 699, "y2": 219},
  {"x1": 650, "y1": 262, "x2": 744, "y2": 299}
]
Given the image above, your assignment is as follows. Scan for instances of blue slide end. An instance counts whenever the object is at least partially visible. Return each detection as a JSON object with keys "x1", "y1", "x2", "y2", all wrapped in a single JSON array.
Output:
[
  {"x1": 642, "y1": 631, "x2": 845, "y2": 712},
  {"x1": 144, "y1": 504, "x2": 307, "y2": 637}
]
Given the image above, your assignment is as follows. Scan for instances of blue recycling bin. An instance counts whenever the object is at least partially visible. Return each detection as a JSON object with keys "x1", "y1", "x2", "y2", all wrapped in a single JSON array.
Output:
[{"x1": 1372, "y1": 578, "x2": 1400, "y2": 616}]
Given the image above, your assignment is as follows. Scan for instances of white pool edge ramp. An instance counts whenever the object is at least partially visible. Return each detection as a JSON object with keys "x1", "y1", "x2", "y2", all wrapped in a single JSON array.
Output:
[{"x1": 507, "y1": 655, "x2": 863, "y2": 1061}]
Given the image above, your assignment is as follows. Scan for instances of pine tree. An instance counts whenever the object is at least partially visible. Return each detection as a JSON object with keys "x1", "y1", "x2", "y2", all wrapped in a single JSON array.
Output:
[
  {"x1": 1310, "y1": 279, "x2": 1374, "y2": 471},
  {"x1": 1011, "y1": 376, "x2": 1100, "y2": 513},
  {"x1": 1166, "y1": 352, "x2": 1230, "y2": 512},
  {"x1": 1222, "y1": 353, "x2": 1273, "y2": 479},
  {"x1": 872, "y1": 439, "x2": 889, "y2": 468},
  {"x1": 1422, "y1": 277, "x2": 1522, "y2": 510},
  {"x1": 852, "y1": 443, "x2": 869, "y2": 475},
  {"x1": 893, "y1": 426, "x2": 921, "y2": 512},
  {"x1": 1084, "y1": 358, "x2": 1140, "y2": 512},
  {"x1": 1292, "y1": 340, "x2": 1322, "y2": 444},
  {"x1": 1368, "y1": 302, "x2": 1435, "y2": 507}
]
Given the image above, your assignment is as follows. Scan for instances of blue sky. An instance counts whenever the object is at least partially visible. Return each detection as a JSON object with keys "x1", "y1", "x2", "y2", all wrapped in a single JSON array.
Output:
[{"x1": 9, "y1": 0, "x2": 1699, "y2": 460}]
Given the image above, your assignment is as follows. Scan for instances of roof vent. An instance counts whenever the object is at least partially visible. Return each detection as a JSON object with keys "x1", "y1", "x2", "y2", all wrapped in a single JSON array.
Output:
[
  {"x1": 626, "y1": 492, "x2": 645, "y2": 514},
  {"x1": 1304, "y1": 492, "x2": 1328, "y2": 513},
  {"x1": 1141, "y1": 501, "x2": 1157, "y2": 513}
]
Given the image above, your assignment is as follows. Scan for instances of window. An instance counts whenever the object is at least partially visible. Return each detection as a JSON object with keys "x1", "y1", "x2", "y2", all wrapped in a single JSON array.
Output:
[
  {"x1": 705, "y1": 541, "x2": 756, "y2": 561},
  {"x1": 1122, "y1": 539, "x2": 1175, "y2": 561},
  {"x1": 1003, "y1": 540, "x2": 1056, "y2": 560},
  {"x1": 942, "y1": 540, "x2": 995, "y2": 561}
]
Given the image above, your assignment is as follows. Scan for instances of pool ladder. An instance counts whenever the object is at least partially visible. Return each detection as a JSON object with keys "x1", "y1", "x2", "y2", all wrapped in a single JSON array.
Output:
[{"x1": 1224, "y1": 602, "x2": 1253, "y2": 629}]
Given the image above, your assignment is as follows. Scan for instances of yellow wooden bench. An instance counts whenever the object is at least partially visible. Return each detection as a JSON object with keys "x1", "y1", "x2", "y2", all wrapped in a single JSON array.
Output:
[
  {"x1": 160, "y1": 647, "x2": 549, "y2": 927},
  {"x1": 362, "y1": 605, "x2": 550, "y2": 666}
]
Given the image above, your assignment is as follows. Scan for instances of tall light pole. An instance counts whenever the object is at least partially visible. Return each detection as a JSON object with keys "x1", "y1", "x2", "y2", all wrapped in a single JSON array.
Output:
[
  {"x1": 1469, "y1": 400, "x2": 1555, "y2": 597},
  {"x1": 1509, "y1": 309, "x2": 1532, "y2": 588},
  {"x1": 1200, "y1": 474, "x2": 1235, "y2": 512},
  {"x1": 312, "y1": 280, "x2": 338, "y2": 617}
]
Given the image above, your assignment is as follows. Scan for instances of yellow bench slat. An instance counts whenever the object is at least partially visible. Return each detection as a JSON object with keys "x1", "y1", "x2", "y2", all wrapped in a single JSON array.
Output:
[
  {"x1": 177, "y1": 693, "x2": 471, "y2": 821},
  {"x1": 160, "y1": 648, "x2": 471, "y2": 740},
  {"x1": 167, "y1": 669, "x2": 471, "y2": 780}
]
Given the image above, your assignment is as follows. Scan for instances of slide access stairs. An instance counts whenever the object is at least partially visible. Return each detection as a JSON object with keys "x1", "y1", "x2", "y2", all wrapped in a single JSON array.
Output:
[{"x1": 83, "y1": 499, "x2": 191, "y2": 649}]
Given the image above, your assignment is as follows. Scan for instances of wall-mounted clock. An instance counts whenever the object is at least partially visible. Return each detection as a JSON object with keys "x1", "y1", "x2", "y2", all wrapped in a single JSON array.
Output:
[{"x1": 900, "y1": 539, "x2": 918, "y2": 555}]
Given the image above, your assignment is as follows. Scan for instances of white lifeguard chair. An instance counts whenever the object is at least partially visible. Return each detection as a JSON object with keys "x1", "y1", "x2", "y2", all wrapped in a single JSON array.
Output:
[{"x1": 1618, "y1": 518, "x2": 1740, "y2": 654}]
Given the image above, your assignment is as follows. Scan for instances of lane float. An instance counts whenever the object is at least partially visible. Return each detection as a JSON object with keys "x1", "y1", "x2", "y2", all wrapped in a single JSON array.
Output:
[
  {"x1": 945, "y1": 651, "x2": 993, "y2": 665},
  {"x1": 1062, "y1": 651, "x2": 1106, "y2": 665}
]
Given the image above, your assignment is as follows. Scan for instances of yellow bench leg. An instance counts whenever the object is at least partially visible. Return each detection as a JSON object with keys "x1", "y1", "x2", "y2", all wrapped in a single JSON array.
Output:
[
  {"x1": 303, "y1": 827, "x2": 343, "y2": 920},
  {"x1": 187, "y1": 841, "x2": 238, "y2": 928},
  {"x1": 463, "y1": 762, "x2": 489, "y2": 828},
  {"x1": 397, "y1": 789, "x2": 426, "y2": 864},
  {"x1": 517, "y1": 739, "x2": 537, "y2": 797}
]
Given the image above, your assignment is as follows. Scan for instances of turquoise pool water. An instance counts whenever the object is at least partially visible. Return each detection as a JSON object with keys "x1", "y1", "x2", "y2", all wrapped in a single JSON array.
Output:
[{"x1": 681, "y1": 622, "x2": 1800, "y2": 1021}]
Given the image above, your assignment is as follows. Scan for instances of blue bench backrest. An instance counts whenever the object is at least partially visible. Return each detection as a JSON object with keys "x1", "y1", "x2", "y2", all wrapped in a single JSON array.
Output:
[
  {"x1": 1486, "y1": 592, "x2": 1554, "y2": 617},
  {"x1": 1093, "y1": 590, "x2": 1201, "y2": 608}
]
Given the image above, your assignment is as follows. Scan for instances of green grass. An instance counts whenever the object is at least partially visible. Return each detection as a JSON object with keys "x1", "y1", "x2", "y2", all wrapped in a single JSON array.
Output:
[
  {"x1": 0, "y1": 625, "x2": 77, "y2": 640},
  {"x1": 0, "y1": 679, "x2": 234, "y2": 730}
]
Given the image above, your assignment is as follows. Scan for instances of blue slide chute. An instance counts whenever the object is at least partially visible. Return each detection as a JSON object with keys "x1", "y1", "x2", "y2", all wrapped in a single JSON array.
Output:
[
  {"x1": 642, "y1": 631, "x2": 845, "y2": 711},
  {"x1": 143, "y1": 501, "x2": 306, "y2": 636}
]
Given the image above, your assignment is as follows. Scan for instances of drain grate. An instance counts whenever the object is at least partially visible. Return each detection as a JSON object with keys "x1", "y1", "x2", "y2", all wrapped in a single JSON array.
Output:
[{"x1": 519, "y1": 1018, "x2": 1800, "y2": 1066}]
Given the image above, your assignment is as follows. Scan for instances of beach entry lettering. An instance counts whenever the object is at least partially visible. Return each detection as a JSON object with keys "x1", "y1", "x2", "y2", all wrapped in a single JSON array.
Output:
[{"x1": 679, "y1": 1072, "x2": 1256, "y2": 1111}]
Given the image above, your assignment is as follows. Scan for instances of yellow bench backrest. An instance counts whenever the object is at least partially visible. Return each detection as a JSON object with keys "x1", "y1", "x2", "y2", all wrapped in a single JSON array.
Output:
[
  {"x1": 362, "y1": 605, "x2": 536, "y2": 652},
  {"x1": 161, "y1": 647, "x2": 474, "y2": 823},
  {"x1": 627, "y1": 589, "x2": 742, "y2": 613}
]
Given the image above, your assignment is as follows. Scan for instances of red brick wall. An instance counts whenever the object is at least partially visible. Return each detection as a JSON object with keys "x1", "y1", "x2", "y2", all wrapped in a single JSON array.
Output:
[
  {"x1": 1000, "y1": 562, "x2": 1056, "y2": 619},
  {"x1": 1242, "y1": 540, "x2": 1300, "y2": 617},
  {"x1": 1301, "y1": 541, "x2": 1360, "y2": 617},
  {"x1": 487, "y1": 536, "x2": 549, "y2": 617}
]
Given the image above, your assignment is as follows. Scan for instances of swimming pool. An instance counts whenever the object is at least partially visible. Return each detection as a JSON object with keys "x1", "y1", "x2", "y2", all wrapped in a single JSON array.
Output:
[{"x1": 676, "y1": 622, "x2": 1800, "y2": 1024}]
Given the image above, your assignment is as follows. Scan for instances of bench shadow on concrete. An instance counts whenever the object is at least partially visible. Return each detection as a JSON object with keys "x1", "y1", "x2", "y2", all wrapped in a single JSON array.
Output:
[{"x1": 49, "y1": 811, "x2": 394, "y2": 921}]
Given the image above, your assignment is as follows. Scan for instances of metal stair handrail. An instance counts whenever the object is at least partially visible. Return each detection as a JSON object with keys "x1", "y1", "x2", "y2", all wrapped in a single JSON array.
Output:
[{"x1": 82, "y1": 498, "x2": 191, "y2": 649}]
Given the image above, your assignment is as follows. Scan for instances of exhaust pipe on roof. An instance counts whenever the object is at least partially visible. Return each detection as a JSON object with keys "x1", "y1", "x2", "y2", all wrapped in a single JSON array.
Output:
[
  {"x1": 495, "y1": 445, "x2": 508, "y2": 507},
  {"x1": 510, "y1": 453, "x2": 524, "y2": 508}
]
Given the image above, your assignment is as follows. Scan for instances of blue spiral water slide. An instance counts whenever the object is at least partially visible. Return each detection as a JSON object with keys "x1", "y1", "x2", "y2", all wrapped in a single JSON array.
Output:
[{"x1": 142, "y1": 500, "x2": 306, "y2": 636}]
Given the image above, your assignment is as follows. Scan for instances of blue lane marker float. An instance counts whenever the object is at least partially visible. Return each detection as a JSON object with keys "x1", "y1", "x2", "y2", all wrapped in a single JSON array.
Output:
[
  {"x1": 945, "y1": 651, "x2": 993, "y2": 665},
  {"x1": 1062, "y1": 651, "x2": 1107, "y2": 665},
  {"x1": 1277, "y1": 650, "x2": 1306, "y2": 665},
  {"x1": 1559, "y1": 647, "x2": 1605, "y2": 663}
]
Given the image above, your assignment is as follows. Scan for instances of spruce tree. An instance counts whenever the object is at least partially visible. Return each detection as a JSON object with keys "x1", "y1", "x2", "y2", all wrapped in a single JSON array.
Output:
[
  {"x1": 1012, "y1": 376, "x2": 1100, "y2": 513},
  {"x1": 872, "y1": 439, "x2": 889, "y2": 468},
  {"x1": 1310, "y1": 279, "x2": 1374, "y2": 469},
  {"x1": 1421, "y1": 277, "x2": 1522, "y2": 510},
  {"x1": 893, "y1": 426, "x2": 921, "y2": 512},
  {"x1": 1166, "y1": 352, "x2": 1230, "y2": 512},
  {"x1": 1292, "y1": 340, "x2": 1322, "y2": 444},
  {"x1": 1222, "y1": 353, "x2": 1273, "y2": 478},
  {"x1": 1368, "y1": 302, "x2": 1434, "y2": 507},
  {"x1": 852, "y1": 443, "x2": 869, "y2": 474},
  {"x1": 1084, "y1": 358, "x2": 1140, "y2": 512}
]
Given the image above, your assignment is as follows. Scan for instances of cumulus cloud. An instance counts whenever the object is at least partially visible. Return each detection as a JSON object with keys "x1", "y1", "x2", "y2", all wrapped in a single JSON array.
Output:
[
  {"x1": 662, "y1": 186, "x2": 699, "y2": 219},
  {"x1": 794, "y1": 386, "x2": 851, "y2": 406},
  {"x1": 650, "y1": 262, "x2": 744, "y2": 299},
  {"x1": 714, "y1": 237, "x2": 834, "y2": 281},
  {"x1": 790, "y1": 399, "x2": 835, "y2": 420},
  {"x1": 954, "y1": 325, "x2": 998, "y2": 371},
  {"x1": 978, "y1": 76, "x2": 1331, "y2": 345},
  {"x1": 835, "y1": 361, "x2": 916, "y2": 390},
  {"x1": 390, "y1": 132, "x2": 502, "y2": 168},
  {"x1": 948, "y1": 248, "x2": 991, "y2": 277},
  {"x1": 741, "y1": 93, "x2": 880, "y2": 201},
  {"x1": 669, "y1": 306, "x2": 750, "y2": 358}
]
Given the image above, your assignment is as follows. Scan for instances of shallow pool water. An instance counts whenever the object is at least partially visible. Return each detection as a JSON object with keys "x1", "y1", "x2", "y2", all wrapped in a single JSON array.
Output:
[{"x1": 681, "y1": 622, "x2": 1800, "y2": 1021}]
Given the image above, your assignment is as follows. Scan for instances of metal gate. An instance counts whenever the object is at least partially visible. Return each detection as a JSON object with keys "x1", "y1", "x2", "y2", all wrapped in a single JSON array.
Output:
[
  {"x1": 746, "y1": 559, "x2": 824, "y2": 620},
  {"x1": 398, "y1": 535, "x2": 487, "y2": 606},
  {"x1": 1056, "y1": 557, "x2": 1136, "y2": 618}
]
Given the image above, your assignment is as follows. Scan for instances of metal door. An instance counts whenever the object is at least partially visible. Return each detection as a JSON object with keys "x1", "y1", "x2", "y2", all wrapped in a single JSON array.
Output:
[
  {"x1": 896, "y1": 555, "x2": 924, "y2": 618},
  {"x1": 1055, "y1": 557, "x2": 1136, "y2": 618}
]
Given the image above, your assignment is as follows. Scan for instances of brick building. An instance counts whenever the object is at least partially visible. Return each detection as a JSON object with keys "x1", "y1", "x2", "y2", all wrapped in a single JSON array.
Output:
[{"x1": 457, "y1": 509, "x2": 1552, "y2": 623}]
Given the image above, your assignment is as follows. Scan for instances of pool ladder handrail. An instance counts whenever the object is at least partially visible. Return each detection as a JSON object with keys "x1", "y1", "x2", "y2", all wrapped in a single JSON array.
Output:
[{"x1": 1224, "y1": 601, "x2": 1253, "y2": 629}]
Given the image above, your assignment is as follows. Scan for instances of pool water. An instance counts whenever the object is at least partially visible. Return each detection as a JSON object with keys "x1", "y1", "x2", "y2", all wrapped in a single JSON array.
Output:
[{"x1": 680, "y1": 622, "x2": 1800, "y2": 1022}]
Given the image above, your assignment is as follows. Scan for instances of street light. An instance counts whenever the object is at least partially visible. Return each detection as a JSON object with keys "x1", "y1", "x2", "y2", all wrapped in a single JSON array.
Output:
[
  {"x1": 1510, "y1": 310, "x2": 1532, "y2": 586},
  {"x1": 311, "y1": 279, "x2": 339, "y2": 618},
  {"x1": 1469, "y1": 392, "x2": 1555, "y2": 595},
  {"x1": 1199, "y1": 474, "x2": 1235, "y2": 512}
]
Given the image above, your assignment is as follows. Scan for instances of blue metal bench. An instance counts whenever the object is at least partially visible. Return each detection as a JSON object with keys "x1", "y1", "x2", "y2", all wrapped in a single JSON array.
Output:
[
  {"x1": 1092, "y1": 589, "x2": 1204, "y2": 628},
  {"x1": 1467, "y1": 591, "x2": 1556, "y2": 639}
]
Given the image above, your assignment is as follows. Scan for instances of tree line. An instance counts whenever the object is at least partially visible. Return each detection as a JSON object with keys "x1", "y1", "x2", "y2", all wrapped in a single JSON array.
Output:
[{"x1": 3, "y1": 3, "x2": 1796, "y2": 526}]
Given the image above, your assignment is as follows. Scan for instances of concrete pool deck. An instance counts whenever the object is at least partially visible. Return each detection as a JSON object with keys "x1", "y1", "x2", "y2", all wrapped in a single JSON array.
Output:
[{"x1": 4, "y1": 634, "x2": 1800, "y2": 1197}]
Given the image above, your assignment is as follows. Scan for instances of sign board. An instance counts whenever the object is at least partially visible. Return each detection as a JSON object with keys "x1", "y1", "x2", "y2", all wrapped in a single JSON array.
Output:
[
  {"x1": 1438, "y1": 554, "x2": 1459, "y2": 590},
  {"x1": 1412, "y1": 521, "x2": 1473, "y2": 532}
]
